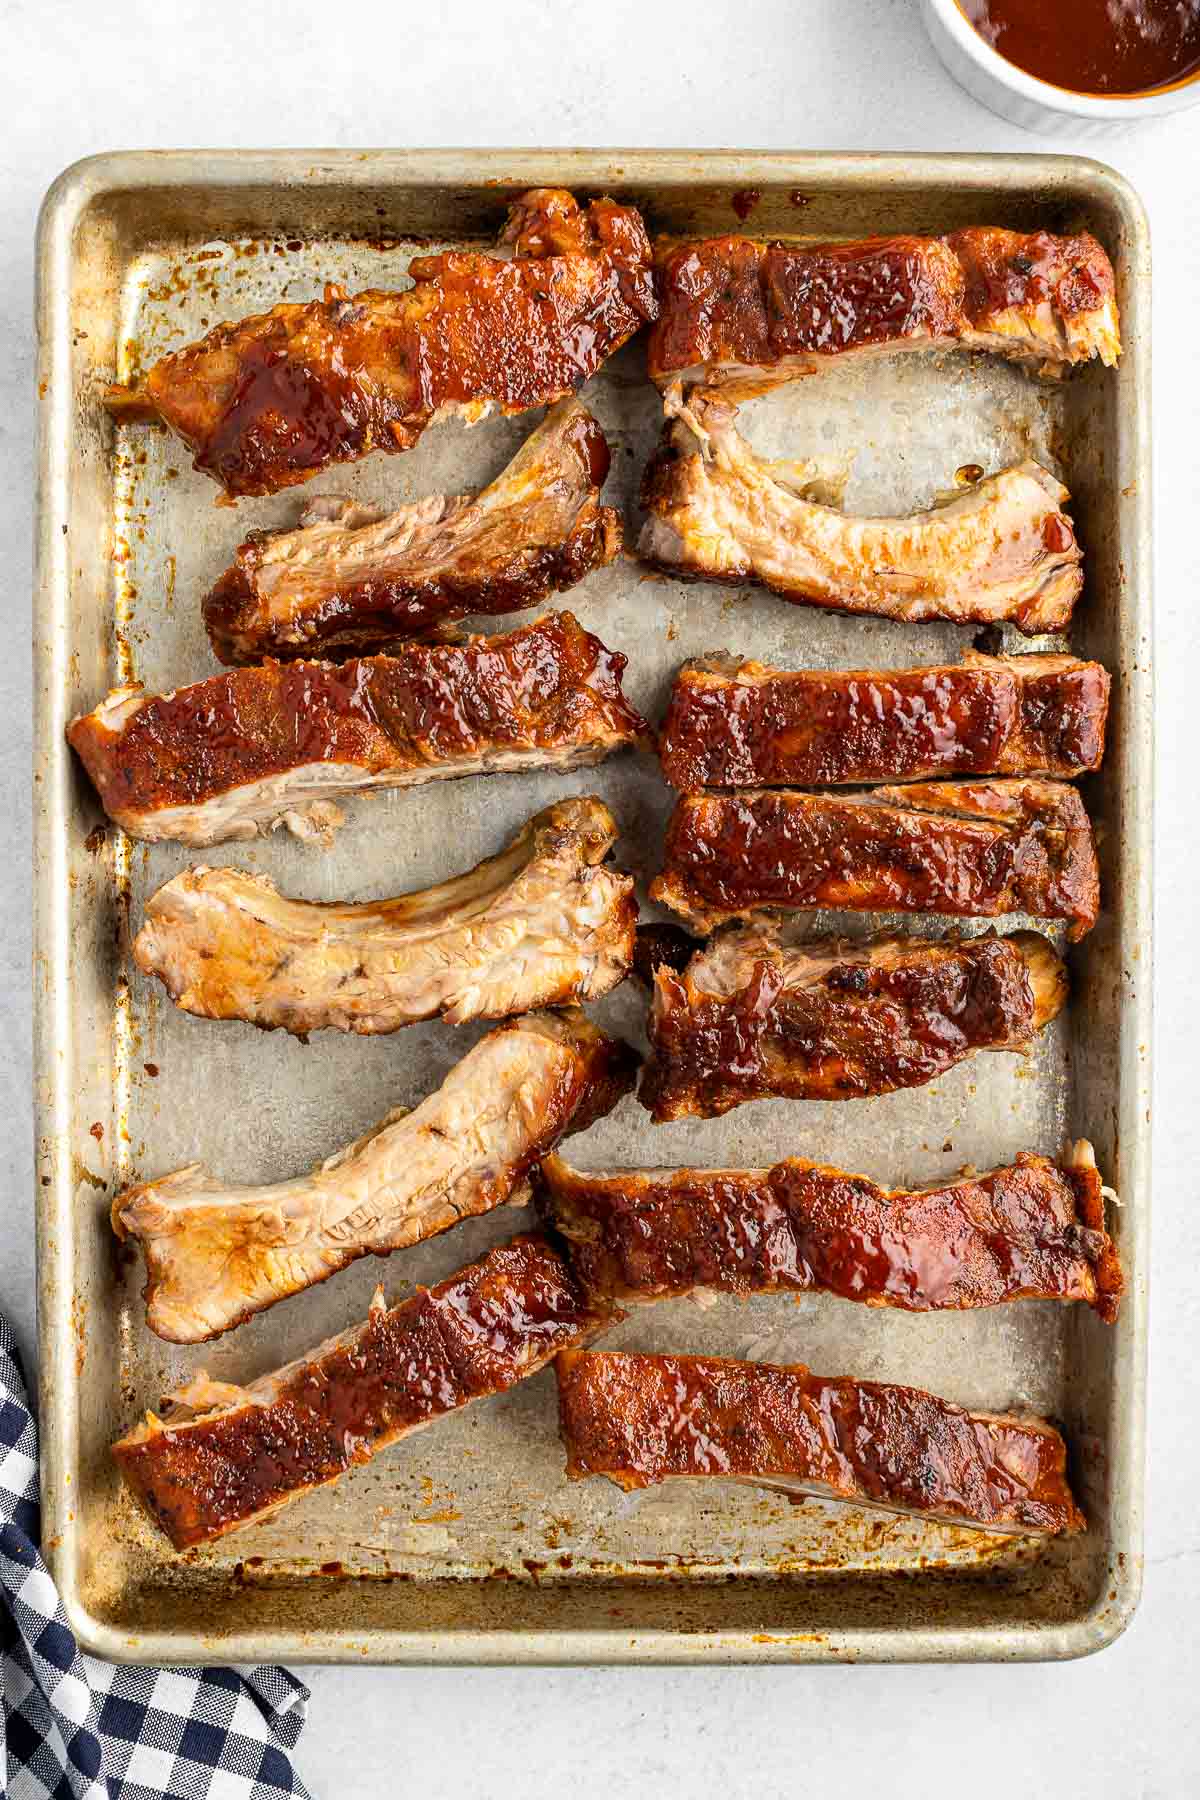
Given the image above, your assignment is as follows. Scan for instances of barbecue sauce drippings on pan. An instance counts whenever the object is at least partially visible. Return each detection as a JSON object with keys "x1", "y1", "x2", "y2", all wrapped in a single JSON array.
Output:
[{"x1": 959, "y1": 0, "x2": 1200, "y2": 95}]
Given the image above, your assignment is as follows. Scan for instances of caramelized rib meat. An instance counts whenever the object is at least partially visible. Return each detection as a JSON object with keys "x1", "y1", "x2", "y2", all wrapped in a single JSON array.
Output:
[
  {"x1": 539, "y1": 1139, "x2": 1121, "y2": 1320},
  {"x1": 67, "y1": 612, "x2": 650, "y2": 847},
  {"x1": 652, "y1": 780, "x2": 1100, "y2": 939},
  {"x1": 648, "y1": 226, "x2": 1119, "y2": 388},
  {"x1": 114, "y1": 1236, "x2": 618, "y2": 1548},
  {"x1": 631, "y1": 921, "x2": 698, "y2": 988},
  {"x1": 113, "y1": 1010, "x2": 638, "y2": 1343},
  {"x1": 133, "y1": 797, "x2": 637, "y2": 1035},
  {"x1": 556, "y1": 1351, "x2": 1085, "y2": 1535},
  {"x1": 204, "y1": 399, "x2": 622, "y2": 663},
  {"x1": 639, "y1": 395, "x2": 1082, "y2": 633},
  {"x1": 106, "y1": 190, "x2": 657, "y2": 497},
  {"x1": 659, "y1": 650, "x2": 1111, "y2": 789},
  {"x1": 640, "y1": 924, "x2": 1066, "y2": 1120}
]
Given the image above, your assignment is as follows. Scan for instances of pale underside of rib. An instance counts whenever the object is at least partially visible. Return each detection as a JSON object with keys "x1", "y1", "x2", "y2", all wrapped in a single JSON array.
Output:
[
  {"x1": 114, "y1": 1013, "x2": 597, "y2": 1342},
  {"x1": 639, "y1": 394, "x2": 1081, "y2": 631},
  {"x1": 223, "y1": 396, "x2": 614, "y2": 652},
  {"x1": 133, "y1": 797, "x2": 635, "y2": 1033}
]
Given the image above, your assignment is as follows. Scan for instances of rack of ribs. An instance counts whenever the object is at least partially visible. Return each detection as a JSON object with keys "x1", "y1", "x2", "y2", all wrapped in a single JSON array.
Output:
[
  {"x1": 203, "y1": 399, "x2": 622, "y2": 663},
  {"x1": 114, "y1": 1235, "x2": 620, "y2": 1548},
  {"x1": 104, "y1": 188, "x2": 658, "y2": 498},
  {"x1": 640, "y1": 923, "x2": 1066, "y2": 1120},
  {"x1": 133, "y1": 797, "x2": 637, "y2": 1036},
  {"x1": 112, "y1": 1010, "x2": 638, "y2": 1343},
  {"x1": 67, "y1": 611, "x2": 650, "y2": 847},
  {"x1": 639, "y1": 394, "x2": 1083, "y2": 632},
  {"x1": 658, "y1": 650, "x2": 1110, "y2": 789},
  {"x1": 652, "y1": 780, "x2": 1100, "y2": 939},
  {"x1": 647, "y1": 225, "x2": 1119, "y2": 390},
  {"x1": 555, "y1": 1350, "x2": 1085, "y2": 1536},
  {"x1": 537, "y1": 1139, "x2": 1121, "y2": 1319}
]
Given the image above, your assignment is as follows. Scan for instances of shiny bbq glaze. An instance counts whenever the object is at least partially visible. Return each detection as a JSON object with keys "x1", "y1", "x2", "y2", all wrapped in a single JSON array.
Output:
[
  {"x1": 648, "y1": 226, "x2": 1118, "y2": 383},
  {"x1": 651, "y1": 780, "x2": 1100, "y2": 939},
  {"x1": 659, "y1": 653, "x2": 1111, "y2": 789},
  {"x1": 203, "y1": 401, "x2": 621, "y2": 663},
  {"x1": 631, "y1": 922, "x2": 698, "y2": 988},
  {"x1": 67, "y1": 612, "x2": 650, "y2": 842},
  {"x1": 556, "y1": 1350, "x2": 1085, "y2": 1535},
  {"x1": 107, "y1": 190, "x2": 657, "y2": 498},
  {"x1": 537, "y1": 1145, "x2": 1122, "y2": 1320},
  {"x1": 640, "y1": 926, "x2": 1064, "y2": 1119},
  {"x1": 113, "y1": 1236, "x2": 619, "y2": 1549}
]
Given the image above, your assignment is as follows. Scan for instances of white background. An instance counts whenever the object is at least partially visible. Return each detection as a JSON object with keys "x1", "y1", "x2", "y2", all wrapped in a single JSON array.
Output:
[{"x1": 3, "y1": 2, "x2": 1197, "y2": 1794}]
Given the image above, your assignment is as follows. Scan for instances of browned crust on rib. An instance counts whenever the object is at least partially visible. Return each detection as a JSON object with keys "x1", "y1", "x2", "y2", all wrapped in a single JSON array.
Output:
[
  {"x1": 538, "y1": 1148, "x2": 1122, "y2": 1321},
  {"x1": 648, "y1": 227, "x2": 1118, "y2": 382},
  {"x1": 106, "y1": 191, "x2": 657, "y2": 498},
  {"x1": 658, "y1": 653, "x2": 1111, "y2": 789},
  {"x1": 639, "y1": 927, "x2": 1065, "y2": 1119},
  {"x1": 949, "y1": 227, "x2": 1115, "y2": 338},
  {"x1": 67, "y1": 611, "x2": 650, "y2": 838},
  {"x1": 203, "y1": 402, "x2": 622, "y2": 663},
  {"x1": 556, "y1": 1350, "x2": 1085, "y2": 1535},
  {"x1": 131, "y1": 797, "x2": 638, "y2": 1036},
  {"x1": 651, "y1": 780, "x2": 1099, "y2": 940},
  {"x1": 114, "y1": 1236, "x2": 619, "y2": 1548},
  {"x1": 631, "y1": 922, "x2": 698, "y2": 988}
]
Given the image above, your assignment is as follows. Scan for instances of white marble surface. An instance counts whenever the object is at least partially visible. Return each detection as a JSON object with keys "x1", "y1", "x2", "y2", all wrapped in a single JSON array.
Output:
[{"x1": 4, "y1": 1, "x2": 1198, "y2": 1793}]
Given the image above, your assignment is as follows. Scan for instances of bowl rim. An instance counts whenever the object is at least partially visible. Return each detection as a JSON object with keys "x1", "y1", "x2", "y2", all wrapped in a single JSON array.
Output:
[{"x1": 924, "y1": 0, "x2": 1200, "y2": 116}]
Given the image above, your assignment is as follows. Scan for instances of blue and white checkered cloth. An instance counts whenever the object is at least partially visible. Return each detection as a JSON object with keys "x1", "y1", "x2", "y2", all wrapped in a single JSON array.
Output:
[{"x1": 0, "y1": 1314, "x2": 310, "y2": 1799}]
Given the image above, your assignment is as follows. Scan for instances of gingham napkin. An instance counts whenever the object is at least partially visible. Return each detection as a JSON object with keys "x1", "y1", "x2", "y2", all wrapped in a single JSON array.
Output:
[{"x1": 0, "y1": 1314, "x2": 310, "y2": 1799}]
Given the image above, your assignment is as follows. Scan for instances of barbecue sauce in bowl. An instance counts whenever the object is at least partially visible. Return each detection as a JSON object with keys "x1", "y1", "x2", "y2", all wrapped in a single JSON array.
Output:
[{"x1": 958, "y1": 0, "x2": 1200, "y2": 95}]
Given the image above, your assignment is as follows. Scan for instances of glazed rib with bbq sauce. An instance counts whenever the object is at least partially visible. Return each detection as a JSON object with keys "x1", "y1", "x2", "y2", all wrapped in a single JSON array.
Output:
[
  {"x1": 659, "y1": 650, "x2": 1110, "y2": 789},
  {"x1": 556, "y1": 1350, "x2": 1085, "y2": 1536},
  {"x1": 114, "y1": 1235, "x2": 620, "y2": 1550},
  {"x1": 652, "y1": 779, "x2": 1100, "y2": 940},
  {"x1": 113, "y1": 1009, "x2": 638, "y2": 1343},
  {"x1": 639, "y1": 394, "x2": 1083, "y2": 634},
  {"x1": 105, "y1": 189, "x2": 657, "y2": 498},
  {"x1": 648, "y1": 224, "x2": 1120, "y2": 389},
  {"x1": 133, "y1": 797, "x2": 637, "y2": 1036},
  {"x1": 640, "y1": 923, "x2": 1066, "y2": 1121},
  {"x1": 538, "y1": 1139, "x2": 1122, "y2": 1320},
  {"x1": 67, "y1": 611, "x2": 650, "y2": 848},
  {"x1": 631, "y1": 921, "x2": 697, "y2": 988},
  {"x1": 204, "y1": 399, "x2": 621, "y2": 663}
]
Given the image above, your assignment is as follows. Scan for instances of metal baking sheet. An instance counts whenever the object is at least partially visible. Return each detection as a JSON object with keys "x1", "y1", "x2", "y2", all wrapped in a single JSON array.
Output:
[{"x1": 33, "y1": 151, "x2": 1152, "y2": 1664}]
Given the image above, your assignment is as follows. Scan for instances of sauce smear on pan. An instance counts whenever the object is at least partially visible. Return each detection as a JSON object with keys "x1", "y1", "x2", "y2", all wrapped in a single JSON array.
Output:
[{"x1": 959, "y1": 0, "x2": 1200, "y2": 94}]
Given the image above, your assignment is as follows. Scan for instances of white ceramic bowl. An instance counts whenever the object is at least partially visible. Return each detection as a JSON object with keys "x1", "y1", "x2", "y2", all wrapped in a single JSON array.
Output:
[{"x1": 921, "y1": 0, "x2": 1200, "y2": 133}]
